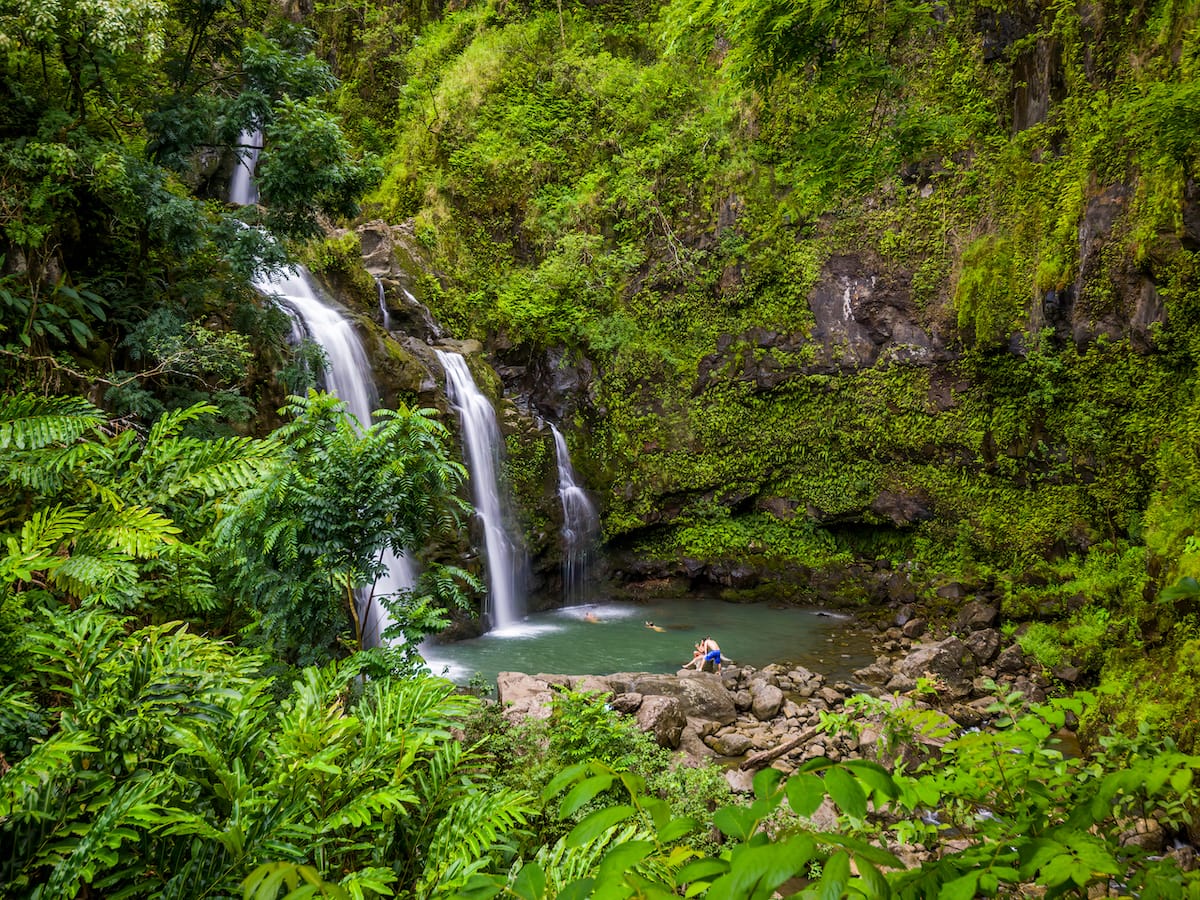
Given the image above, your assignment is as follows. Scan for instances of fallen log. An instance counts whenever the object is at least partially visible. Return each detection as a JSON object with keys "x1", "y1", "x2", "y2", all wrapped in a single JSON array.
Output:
[{"x1": 739, "y1": 724, "x2": 822, "y2": 771}]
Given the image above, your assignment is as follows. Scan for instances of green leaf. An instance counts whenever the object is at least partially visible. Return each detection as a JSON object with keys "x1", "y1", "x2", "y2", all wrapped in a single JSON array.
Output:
[
  {"x1": 841, "y1": 759, "x2": 899, "y2": 799},
  {"x1": 786, "y1": 773, "x2": 826, "y2": 817},
  {"x1": 597, "y1": 840, "x2": 654, "y2": 881},
  {"x1": 566, "y1": 805, "x2": 635, "y2": 846},
  {"x1": 817, "y1": 851, "x2": 851, "y2": 900},
  {"x1": 713, "y1": 805, "x2": 759, "y2": 841},
  {"x1": 938, "y1": 871, "x2": 980, "y2": 900},
  {"x1": 512, "y1": 862, "x2": 546, "y2": 900},
  {"x1": 560, "y1": 774, "x2": 616, "y2": 818},
  {"x1": 824, "y1": 766, "x2": 868, "y2": 819}
]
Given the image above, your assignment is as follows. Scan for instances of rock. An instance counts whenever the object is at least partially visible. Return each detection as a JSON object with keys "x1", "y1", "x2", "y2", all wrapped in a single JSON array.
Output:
[
  {"x1": 964, "y1": 628, "x2": 1002, "y2": 664},
  {"x1": 497, "y1": 672, "x2": 554, "y2": 710},
  {"x1": 750, "y1": 682, "x2": 785, "y2": 720},
  {"x1": 570, "y1": 675, "x2": 615, "y2": 699},
  {"x1": 995, "y1": 643, "x2": 1026, "y2": 673},
  {"x1": 886, "y1": 673, "x2": 916, "y2": 693},
  {"x1": 936, "y1": 582, "x2": 968, "y2": 600},
  {"x1": 901, "y1": 618, "x2": 927, "y2": 639},
  {"x1": 707, "y1": 730, "x2": 754, "y2": 757},
  {"x1": 635, "y1": 695, "x2": 687, "y2": 749},
  {"x1": 1119, "y1": 818, "x2": 1166, "y2": 854},
  {"x1": 1054, "y1": 665, "x2": 1082, "y2": 684},
  {"x1": 610, "y1": 692, "x2": 643, "y2": 714},
  {"x1": 724, "y1": 768, "x2": 756, "y2": 794},
  {"x1": 613, "y1": 672, "x2": 737, "y2": 724},
  {"x1": 733, "y1": 689, "x2": 753, "y2": 711},
  {"x1": 894, "y1": 604, "x2": 915, "y2": 627},
  {"x1": 955, "y1": 600, "x2": 999, "y2": 632},
  {"x1": 818, "y1": 687, "x2": 845, "y2": 706},
  {"x1": 677, "y1": 723, "x2": 719, "y2": 764},
  {"x1": 896, "y1": 638, "x2": 975, "y2": 700}
]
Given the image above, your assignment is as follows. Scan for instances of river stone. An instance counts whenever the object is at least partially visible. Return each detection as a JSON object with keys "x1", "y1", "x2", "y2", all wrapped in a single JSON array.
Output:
[
  {"x1": 733, "y1": 688, "x2": 753, "y2": 710},
  {"x1": 896, "y1": 637, "x2": 975, "y2": 699},
  {"x1": 570, "y1": 675, "x2": 615, "y2": 699},
  {"x1": 677, "y1": 723, "x2": 718, "y2": 764},
  {"x1": 609, "y1": 692, "x2": 643, "y2": 714},
  {"x1": 901, "y1": 617, "x2": 927, "y2": 639},
  {"x1": 616, "y1": 672, "x2": 737, "y2": 724},
  {"x1": 750, "y1": 682, "x2": 784, "y2": 720},
  {"x1": 995, "y1": 643, "x2": 1027, "y2": 673},
  {"x1": 635, "y1": 695, "x2": 687, "y2": 749},
  {"x1": 707, "y1": 730, "x2": 753, "y2": 757},
  {"x1": 964, "y1": 628, "x2": 1002, "y2": 664},
  {"x1": 497, "y1": 672, "x2": 553, "y2": 708},
  {"x1": 955, "y1": 600, "x2": 999, "y2": 632}
]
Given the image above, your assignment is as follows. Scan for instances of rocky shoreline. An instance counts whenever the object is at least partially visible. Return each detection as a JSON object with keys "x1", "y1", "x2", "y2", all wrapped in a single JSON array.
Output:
[{"x1": 495, "y1": 599, "x2": 1053, "y2": 786}]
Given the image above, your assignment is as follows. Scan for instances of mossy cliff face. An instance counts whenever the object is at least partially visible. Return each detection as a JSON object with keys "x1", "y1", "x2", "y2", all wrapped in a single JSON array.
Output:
[{"x1": 311, "y1": 0, "x2": 1200, "y2": 734}]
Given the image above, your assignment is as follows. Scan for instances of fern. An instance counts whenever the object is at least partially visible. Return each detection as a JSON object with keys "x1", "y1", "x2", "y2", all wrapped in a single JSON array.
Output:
[{"x1": 0, "y1": 393, "x2": 103, "y2": 453}]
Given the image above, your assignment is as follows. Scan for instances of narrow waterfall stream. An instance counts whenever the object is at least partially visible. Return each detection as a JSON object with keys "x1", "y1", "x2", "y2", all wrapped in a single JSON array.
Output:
[
  {"x1": 230, "y1": 132, "x2": 415, "y2": 647},
  {"x1": 550, "y1": 425, "x2": 600, "y2": 606},
  {"x1": 435, "y1": 350, "x2": 527, "y2": 630}
]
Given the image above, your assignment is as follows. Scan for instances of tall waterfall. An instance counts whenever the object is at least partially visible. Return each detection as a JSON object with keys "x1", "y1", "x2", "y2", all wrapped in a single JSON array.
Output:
[
  {"x1": 550, "y1": 425, "x2": 600, "y2": 607},
  {"x1": 230, "y1": 131, "x2": 415, "y2": 646},
  {"x1": 436, "y1": 350, "x2": 527, "y2": 629}
]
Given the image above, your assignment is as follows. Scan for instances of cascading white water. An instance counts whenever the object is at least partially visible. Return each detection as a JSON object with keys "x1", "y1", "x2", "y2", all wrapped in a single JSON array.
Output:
[
  {"x1": 230, "y1": 130, "x2": 415, "y2": 646},
  {"x1": 229, "y1": 129, "x2": 261, "y2": 206},
  {"x1": 550, "y1": 425, "x2": 601, "y2": 607},
  {"x1": 375, "y1": 277, "x2": 391, "y2": 331},
  {"x1": 436, "y1": 350, "x2": 526, "y2": 629}
]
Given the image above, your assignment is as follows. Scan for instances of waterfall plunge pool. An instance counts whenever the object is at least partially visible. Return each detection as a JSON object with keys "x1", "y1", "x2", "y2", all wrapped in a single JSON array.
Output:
[{"x1": 419, "y1": 597, "x2": 875, "y2": 688}]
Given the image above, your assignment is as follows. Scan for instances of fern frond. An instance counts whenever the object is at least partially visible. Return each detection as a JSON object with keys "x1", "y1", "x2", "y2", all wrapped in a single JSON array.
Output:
[
  {"x1": 420, "y1": 788, "x2": 536, "y2": 893},
  {"x1": 82, "y1": 505, "x2": 181, "y2": 557},
  {"x1": 0, "y1": 393, "x2": 103, "y2": 451}
]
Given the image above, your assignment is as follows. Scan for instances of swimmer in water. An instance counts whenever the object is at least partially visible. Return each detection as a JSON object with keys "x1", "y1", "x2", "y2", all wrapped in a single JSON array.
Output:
[
  {"x1": 645, "y1": 621, "x2": 666, "y2": 632},
  {"x1": 584, "y1": 612, "x2": 600, "y2": 623}
]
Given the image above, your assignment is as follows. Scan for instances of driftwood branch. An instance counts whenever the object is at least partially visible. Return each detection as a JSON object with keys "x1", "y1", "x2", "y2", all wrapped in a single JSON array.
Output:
[{"x1": 740, "y1": 724, "x2": 822, "y2": 771}]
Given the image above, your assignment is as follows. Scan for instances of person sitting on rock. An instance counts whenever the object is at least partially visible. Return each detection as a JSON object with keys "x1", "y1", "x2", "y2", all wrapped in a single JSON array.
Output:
[{"x1": 684, "y1": 637, "x2": 724, "y2": 673}]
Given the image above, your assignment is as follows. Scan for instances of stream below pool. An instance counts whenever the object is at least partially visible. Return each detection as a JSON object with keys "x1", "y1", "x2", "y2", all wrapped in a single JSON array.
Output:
[{"x1": 420, "y1": 597, "x2": 876, "y2": 687}]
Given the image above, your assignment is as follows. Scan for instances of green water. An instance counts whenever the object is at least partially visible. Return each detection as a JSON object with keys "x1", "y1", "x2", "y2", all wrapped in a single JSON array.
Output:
[{"x1": 420, "y1": 597, "x2": 875, "y2": 686}]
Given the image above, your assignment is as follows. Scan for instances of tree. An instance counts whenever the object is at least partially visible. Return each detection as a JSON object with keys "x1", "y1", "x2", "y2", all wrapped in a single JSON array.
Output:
[{"x1": 217, "y1": 390, "x2": 472, "y2": 665}]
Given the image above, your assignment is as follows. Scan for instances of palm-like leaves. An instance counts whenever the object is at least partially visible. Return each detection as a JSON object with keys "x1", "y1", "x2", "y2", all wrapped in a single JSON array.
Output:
[
  {"x1": 0, "y1": 393, "x2": 279, "y2": 616},
  {"x1": 2, "y1": 609, "x2": 538, "y2": 899}
]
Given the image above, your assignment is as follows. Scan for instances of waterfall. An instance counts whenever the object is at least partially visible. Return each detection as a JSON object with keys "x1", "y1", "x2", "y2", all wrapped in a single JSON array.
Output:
[
  {"x1": 230, "y1": 130, "x2": 261, "y2": 206},
  {"x1": 229, "y1": 130, "x2": 415, "y2": 647},
  {"x1": 375, "y1": 277, "x2": 391, "y2": 331},
  {"x1": 435, "y1": 350, "x2": 527, "y2": 629},
  {"x1": 550, "y1": 425, "x2": 600, "y2": 607}
]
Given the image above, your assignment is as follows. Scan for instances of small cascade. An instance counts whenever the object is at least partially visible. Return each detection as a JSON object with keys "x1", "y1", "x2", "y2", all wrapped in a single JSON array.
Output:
[
  {"x1": 229, "y1": 129, "x2": 261, "y2": 206},
  {"x1": 435, "y1": 350, "x2": 527, "y2": 630},
  {"x1": 375, "y1": 277, "x2": 391, "y2": 331},
  {"x1": 550, "y1": 425, "x2": 600, "y2": 607},
  {"x1": 229, "y1": 132, "x2": 414, "y2": 646}
]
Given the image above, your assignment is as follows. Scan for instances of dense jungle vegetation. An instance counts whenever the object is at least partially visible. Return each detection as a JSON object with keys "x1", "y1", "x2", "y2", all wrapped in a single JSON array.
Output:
[{"x1": 5, "y1": 0, "x2": 1200, "y2": 894}]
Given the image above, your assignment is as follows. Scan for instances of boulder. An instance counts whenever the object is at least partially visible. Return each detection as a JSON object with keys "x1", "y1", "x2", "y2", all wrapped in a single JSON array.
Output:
[
  {"x1": 707, "y1": 730, "x2": 754, "y2": 757},
  {"x1": 896, "y1": 638, "x2": 975, "y2": 699},
  {"x1": 570, "y1": 675, "x2": 616, "y2": 699},
  {"x1": 610, "y1": 692, "x2": 643, "y2": 714},
  {"x1": 750, "y1": 682, "x2": 785, "y2": 720},
  {"x1": 635, "y1": 695, "x2": 687, "y2": 749},
  {"x1": 901, "y1": 617, "x2": 927, "y2": 639},
  {"x1": 611, "y1": 672, "x2": 737, "y2": 724},
  {"x1": 964, "y1": 628, "x2": 1002, "y2": 664},
  {"x1": 497, "y1": 672, "x2": 554, "y2": 708},
  {"x1": 955, "y1": 600, "x2": 999, "y2": 632},
  {"x1": 995, "y1": 643, "x2": 1027, "y2": 674}
]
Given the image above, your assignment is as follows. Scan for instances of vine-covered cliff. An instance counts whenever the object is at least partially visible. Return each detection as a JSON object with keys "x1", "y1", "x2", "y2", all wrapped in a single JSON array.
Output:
[{"x1": 308, "y1": 0, "x2": 1200, "y2": 737}]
